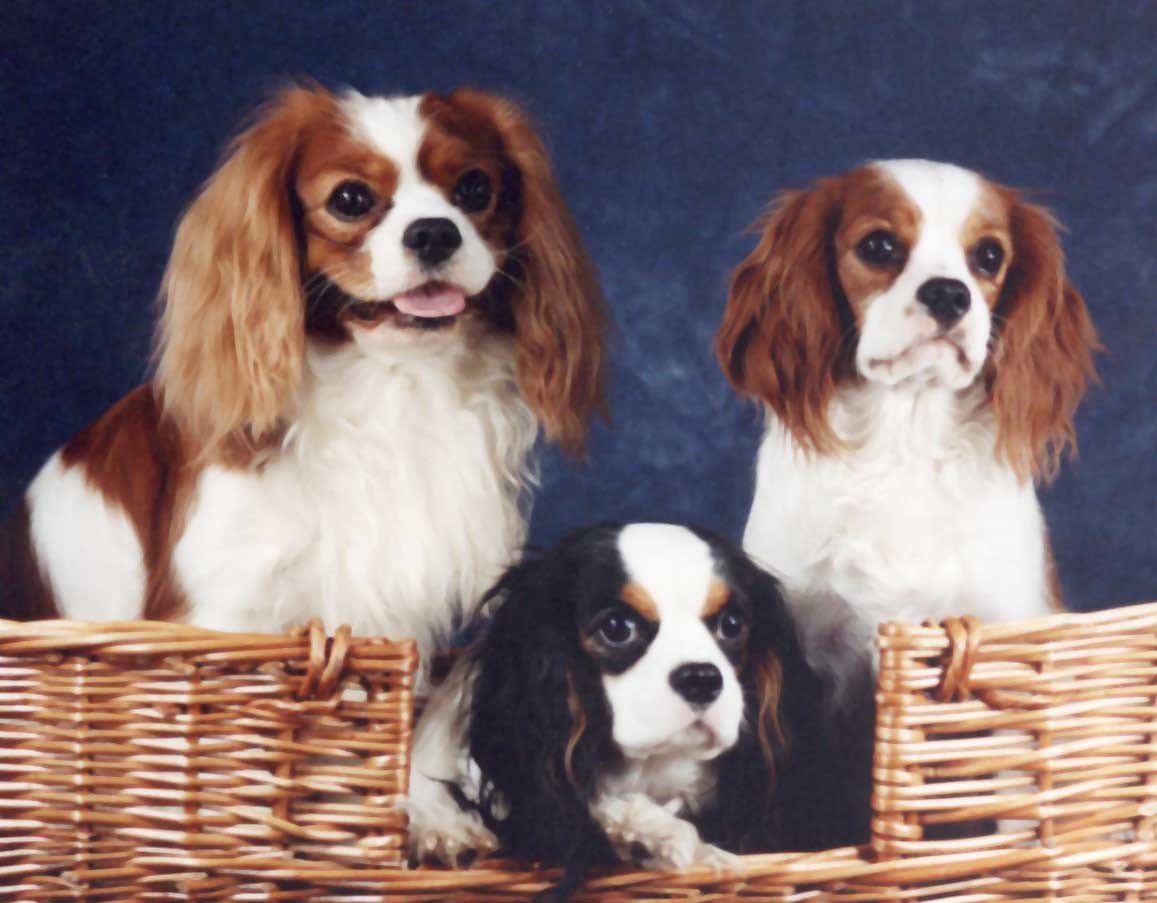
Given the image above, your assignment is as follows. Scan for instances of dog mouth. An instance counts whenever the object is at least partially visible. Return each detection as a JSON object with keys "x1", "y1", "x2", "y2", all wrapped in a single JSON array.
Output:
[
  {"x1": 869, "y1": 332, "x2": 970, "y2": 372},
  {"x1": 347, "y1": 281, "x2": 468, "y2": 330},
  {"x1": 621, "y1": 721, "x2": 726, "y2": 761}
]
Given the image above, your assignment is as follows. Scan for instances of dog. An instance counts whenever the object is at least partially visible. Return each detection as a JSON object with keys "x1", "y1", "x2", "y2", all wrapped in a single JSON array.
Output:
[
  {"x1": 1, "y1": 84, "x2": 606, "y2": 686},
  {"x1": 716, "y1": 159, "x2": 1100, "y2": 836},
  {"x1": 408, "y1": 522, "x2": 845, "y2": 902}
]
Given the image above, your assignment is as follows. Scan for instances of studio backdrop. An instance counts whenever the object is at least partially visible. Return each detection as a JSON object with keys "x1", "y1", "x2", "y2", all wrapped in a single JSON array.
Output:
[{"x1": 1, "y1": 1, "x2": 1153, "y2": 610}]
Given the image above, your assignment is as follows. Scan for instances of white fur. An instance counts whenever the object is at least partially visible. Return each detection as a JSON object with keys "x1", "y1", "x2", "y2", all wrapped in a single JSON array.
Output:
[
  {"x1": 408, "y1": 658, "x2": 499, "y2": 866},
  {"x1": 27, "y1": 321, "x2": 535, "y2": 687},
  {"x1": 26, "y1": 452, "x2": 146, "y2": 621},
  {"x1": 856, "y1": 160, "x2": 993, "y2": 391},
  {"x1": 341, "y1": 93, "x2": 498, "y2": 304},
  {"x1": 177, "y1": 321, "x2": 537, "y2": 661},
  {"x1": 746, "y1": 383, "x2": 1048, "y2": 699},
  {"x1": 743, "y1": 161, "x2": 1055, "y2": 700},
  {"x1": 408, "y1": 524, "x2": 739, "y2": 869},
  {"x1": 608, "y1": 524, "x2": 745, "y2": 757}
]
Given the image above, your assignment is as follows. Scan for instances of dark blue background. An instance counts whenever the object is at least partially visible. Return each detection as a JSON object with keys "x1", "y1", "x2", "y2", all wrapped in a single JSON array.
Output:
[{"x1": 2, "y1": 2, "x2": 1153, "y2": 611}]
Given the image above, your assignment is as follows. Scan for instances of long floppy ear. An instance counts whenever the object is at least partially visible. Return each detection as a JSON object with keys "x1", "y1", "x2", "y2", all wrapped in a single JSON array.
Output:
[
  {"x1": 469, "y1": 547, "x2": 615, "y2": 893},
  {"x1": 698, "y1": 552, "x2": 811, "y2": 852},
  {"x1": 451, "y1": 90, "x2": 607, "y2": 456},
  {"x1": 988, "y1": 196, "x2": 1101, "y2": 482},
  {"x1": 715, "y1": 181, "x2": 852, "y2": 453},
  {"x1": 696, "y1": 543, "x2": 863, "y2": 853},
  {"x1": 155, "y1": 85, "x2": 336, "y2": 461}
]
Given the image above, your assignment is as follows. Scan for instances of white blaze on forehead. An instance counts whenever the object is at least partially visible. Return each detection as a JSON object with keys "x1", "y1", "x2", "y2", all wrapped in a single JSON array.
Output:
[
  {"x1": 873, "y1": 159, "x2": 982, "y2": 243},
  {"x1": 341, "y1": 92, "x2": 426, "y2": 174},
  {"x1": 617, "y1": 524, "x2": 716, "y2": 618}
]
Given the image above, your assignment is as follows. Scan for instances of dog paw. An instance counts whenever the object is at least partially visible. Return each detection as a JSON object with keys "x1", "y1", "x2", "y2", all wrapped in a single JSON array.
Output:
[
  {"x1": 691, "y1": 841, "x2": 743, "y2": 874},
  {"x1": 627, "y1": 818, "x2": 700, "y2": 870},
  {"x1": 596, "y1": 793, "x2": 709, "y2": 871},
  {"x1": 408, "y1": 805, "x2": 498, "y2": 868}
]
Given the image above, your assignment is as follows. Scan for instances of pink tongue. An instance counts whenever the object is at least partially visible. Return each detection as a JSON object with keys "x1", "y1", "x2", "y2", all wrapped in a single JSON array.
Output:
[{"x1": 392, "y1": 285, "x2": 466, "y2": 318}]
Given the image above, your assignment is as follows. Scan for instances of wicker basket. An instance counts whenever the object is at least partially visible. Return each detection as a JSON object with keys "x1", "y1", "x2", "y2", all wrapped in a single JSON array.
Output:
[
  {"x1": 0, "y1": 619, "x2": 416, "y2": 901},
  {"x1": 1, "y1": 602, "x2": 1155, "y2": 901}
]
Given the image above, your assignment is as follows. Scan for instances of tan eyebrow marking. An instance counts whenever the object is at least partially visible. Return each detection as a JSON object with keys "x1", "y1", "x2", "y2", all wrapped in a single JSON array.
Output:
[
  {"x1": 701, "y1": 579, "x2": 731, "y2": 618},
  {"x1": 620, "y1": 582, "x2": 660, "y2": 622}
]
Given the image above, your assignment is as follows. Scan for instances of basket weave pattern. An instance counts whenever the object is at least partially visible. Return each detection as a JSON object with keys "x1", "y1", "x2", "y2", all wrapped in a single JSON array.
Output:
[
  {"x1": 0, "y1": 619, "x2": 416, "y2": 901},
  {"x1": 0, "y1": 602, "x2": 1154, "y2": 901}
]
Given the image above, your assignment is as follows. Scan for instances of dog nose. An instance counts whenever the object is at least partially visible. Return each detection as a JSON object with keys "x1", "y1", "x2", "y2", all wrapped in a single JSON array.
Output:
[
  {"x1": 916, "y1": 277, "x2": 971, "y2": 328},
  {"x1": 669, "y1": 662, "x2": 723, "y2": 706},
  {"x1": 402, "y1": 217, "x2": 462, "y2": 266}
]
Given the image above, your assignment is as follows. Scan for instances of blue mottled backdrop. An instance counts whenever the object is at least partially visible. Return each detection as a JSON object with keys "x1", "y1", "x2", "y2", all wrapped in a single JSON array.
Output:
[{"x1": 1, "y1": 1, "x2": 1153, "y2": 610}]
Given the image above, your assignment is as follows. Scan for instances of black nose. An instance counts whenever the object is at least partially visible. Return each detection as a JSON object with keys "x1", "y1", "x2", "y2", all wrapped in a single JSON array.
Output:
[
  {"x1": 669, "y1": 662, "x2": 723, "y2": 706},
  {"x1": 916, "y1": 277, "x2": 971, "y2": 328},
  {"x1": 402, "y1": 217, "x2": 462, "y2": 266}
]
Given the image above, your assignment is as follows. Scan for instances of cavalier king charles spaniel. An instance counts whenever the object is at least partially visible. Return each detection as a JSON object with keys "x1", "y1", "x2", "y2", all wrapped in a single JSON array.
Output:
[
  {"x1": 409, "y1": 523, "x2": 842, "y2": 902},
  {"x1": 716, "y1": 158, "x2": 1099, "y2": 711},
  {"x1": 1, "y1": 85, "x2": 605, "y2": 681}
]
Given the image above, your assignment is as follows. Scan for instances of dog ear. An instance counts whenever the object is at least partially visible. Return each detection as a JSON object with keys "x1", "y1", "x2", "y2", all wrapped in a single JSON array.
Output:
[
  {"x1": 698, "y1": 547, "x2": 861, "y2": 853},
  {"x1": 715, "y1": 180, "x2": 852, "y2": 453},
  {"x1": 697, "y1": 551, "x2": 807, "y2": 852},
  {"x1": 438, "y1": 89, "x2": 608, "y2": 456},
  {"x1": 988, "y1": 194, "x2": 1100, "y2": 483},
  {"x1": 469, "y1": 543, "x2": 616, "y2": 887},
  {"x1": 156, "y1": 85, "x2": 337, "y2": 461}
]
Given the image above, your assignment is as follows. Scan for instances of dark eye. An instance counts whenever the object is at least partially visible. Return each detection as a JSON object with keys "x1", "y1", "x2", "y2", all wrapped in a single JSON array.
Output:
[
  {"x1": 453, "y1": 169, "x2": 493, "y2": 213},
  {"x1": 596, "y1": 611, "x2": 640, "y2": 647},
  {"x1": 712, "y1": 604, "x2": 748, "y2": 642},
  {"x1": 856, "y1": 230, "x2": 906, "y2": 267},
  {"x1": 971, "y1": 238, "x2": 1005, "y2": 278},
  {"x1": 326, "y1": 180, "x2": 377, "y2": 221}
]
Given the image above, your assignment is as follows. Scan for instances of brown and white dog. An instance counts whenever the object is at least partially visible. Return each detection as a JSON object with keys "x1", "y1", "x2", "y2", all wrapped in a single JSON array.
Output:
[
  {"x1": 717, "y1": 160, "x2": 1100, "y2": 704},
  {"x1": 1, "y1": 84, "x2": 606, "y2": 678}
]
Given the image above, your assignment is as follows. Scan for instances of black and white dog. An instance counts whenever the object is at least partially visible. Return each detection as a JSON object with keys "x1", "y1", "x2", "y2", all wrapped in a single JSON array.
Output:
[{"x1": 408, "y1": 522, "x2": 848, "y2": 900}]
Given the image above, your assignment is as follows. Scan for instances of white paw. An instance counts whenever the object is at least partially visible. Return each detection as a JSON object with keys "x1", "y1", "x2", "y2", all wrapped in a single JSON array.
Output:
[
  {"x1": 632, "y1": 816, "x2": 701, "y2": 870},
  {"x1": 594, "y1": 793, "x2": 728, "y2": 871},
  {"x1": 407, "y1": 802, "x2": 498, "y2": 868},
  {"x1": 691, "y1": 841, "x2": 743, "y2": 874}
]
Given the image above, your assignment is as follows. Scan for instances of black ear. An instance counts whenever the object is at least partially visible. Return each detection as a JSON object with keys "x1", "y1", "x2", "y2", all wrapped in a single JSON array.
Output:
[
  {"x1": 694, "y1": 550, "x2": 801, "y2": 852},
  {"x1": 468, "y1": 537, "x2": 619, "y2": 892},
  {"x1": 695, "y1": 542, "x2": 859, "y2": 853}
]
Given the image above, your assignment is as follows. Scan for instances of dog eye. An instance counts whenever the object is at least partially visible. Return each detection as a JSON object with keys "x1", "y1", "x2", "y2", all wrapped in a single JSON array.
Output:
[
  {"x1": 710, "y1": 604, "x2": 748, "y2": 642},
  {"x1": 596, "y1": 612, "x2": 640, "y2": 647},
  {"x1": 453, "y1": 169, "x2": 493, "y2": 213},
  {"x1": 718, "y1": 611, "x2": 745, "y2": 640},
  {"x1": 326, "y1": 180, "x2": 377, "y2": 221},
  {"x1": 856, "y1": 230, "x2": 906, "y2": 267},
  {"x1": 971, "y1": 238, "x2": 1005, "y2": 278}
]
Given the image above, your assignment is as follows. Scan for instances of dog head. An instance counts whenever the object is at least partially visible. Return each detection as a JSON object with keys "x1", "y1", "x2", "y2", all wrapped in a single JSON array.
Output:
[
  {"x1": 716, "y1": 160, "x2": 1099, "y2": 480},
  {"x1": 468, "y1": 522, "x2": 815, "y2": 870},
  {"x1": 155, "y1": 83, "x2": 606, "y2": 461}
]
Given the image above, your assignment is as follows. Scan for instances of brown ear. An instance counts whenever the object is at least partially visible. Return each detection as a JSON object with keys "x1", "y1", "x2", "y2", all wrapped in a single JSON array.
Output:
[
  {"x1": 155, "y1": 85, "x2": 337, "y2": 461},
  {"x1": 715, "y1": 181, "x2": 850, "y2": 453},
  {"x1": 751, "y1": 650, "x2": 786, "y2": 779},
  {"x1": 451, "y1": 90, "x2": 607, "y2": 456},
  {"x1": 988, "y1": 196, "x2": 1100, "y2": 482}
]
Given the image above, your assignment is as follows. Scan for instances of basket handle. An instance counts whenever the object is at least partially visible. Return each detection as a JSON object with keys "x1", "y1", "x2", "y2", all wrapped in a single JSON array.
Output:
[
  {"x1": 932, "y1": 615, "x2": 982, "y2": 702},
  {"x1": 295, "y1": 619, "x2": 353, "y2": 699}
]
